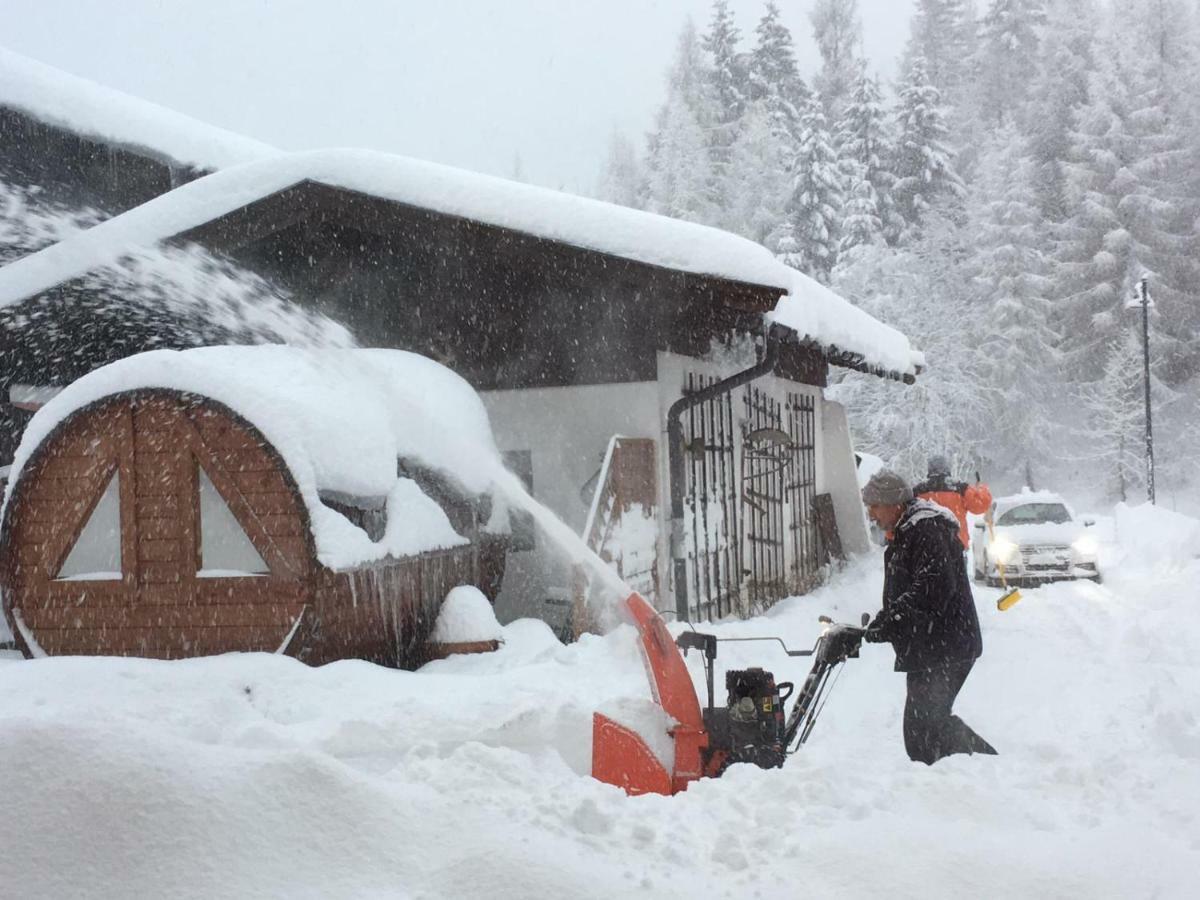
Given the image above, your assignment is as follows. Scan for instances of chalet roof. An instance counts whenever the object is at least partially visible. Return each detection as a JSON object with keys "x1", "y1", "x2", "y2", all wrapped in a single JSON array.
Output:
[
  {"x1": 1, "y1": 347, "x2": 499, "y2": 569},
  {"x1": 0, "y1": 147, "x2": 923, "y2": 379},
  {"x1": 0, "y1": 46, "x2": 277, "y2": 172}
]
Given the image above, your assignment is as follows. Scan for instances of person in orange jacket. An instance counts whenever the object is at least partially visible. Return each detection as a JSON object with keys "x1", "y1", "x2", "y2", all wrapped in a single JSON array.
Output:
[{"x1": 913, "y1": 456, "x2": 992, "y2": 550}]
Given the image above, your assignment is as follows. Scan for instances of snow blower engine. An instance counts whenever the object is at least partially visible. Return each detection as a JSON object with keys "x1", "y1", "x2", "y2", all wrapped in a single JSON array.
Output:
[{"x1": 592, "y1": 592, "x2": 867, "y2": 796}]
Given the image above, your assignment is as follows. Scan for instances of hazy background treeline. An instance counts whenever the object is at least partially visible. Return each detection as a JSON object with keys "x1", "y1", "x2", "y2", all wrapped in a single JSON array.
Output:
[{"x1": 596, "y1": 0, "x2": 1200, "y2": 508}]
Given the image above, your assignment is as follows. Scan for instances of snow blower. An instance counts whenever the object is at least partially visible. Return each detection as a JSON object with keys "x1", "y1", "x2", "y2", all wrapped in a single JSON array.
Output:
[{"x1": 592, "y1": 592, "x2": 867, "y2": 796}]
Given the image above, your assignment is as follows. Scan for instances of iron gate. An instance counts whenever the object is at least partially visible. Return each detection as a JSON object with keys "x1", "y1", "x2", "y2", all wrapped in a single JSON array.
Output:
[
  {"x1": 680, "y1": 372, "x2": 741, "y2": 621},
  {"x1": 741, "y1": 386, "x2": 788, "y2": 610},
  {"x1": 786, "y1": 392, "x2": 820, "y2": 593},
  {"x1": 680, "y1": 375, "x2": 823, "y2": 620}
]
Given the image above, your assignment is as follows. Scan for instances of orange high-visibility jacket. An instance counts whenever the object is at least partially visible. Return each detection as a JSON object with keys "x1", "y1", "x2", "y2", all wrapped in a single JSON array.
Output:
[{"x1": 913, "y1": 477, "x2": 993, "y2": 549}]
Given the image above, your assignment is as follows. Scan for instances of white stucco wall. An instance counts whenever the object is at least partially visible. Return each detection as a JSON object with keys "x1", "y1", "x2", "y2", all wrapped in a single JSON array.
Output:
[{"x1": 819, "y1": 398, "x2": 870, "y2": 556}]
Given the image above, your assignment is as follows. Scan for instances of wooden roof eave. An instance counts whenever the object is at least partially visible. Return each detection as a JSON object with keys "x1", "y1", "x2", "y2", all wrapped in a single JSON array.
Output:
[
  {"x1": 823, "y1": 346, "x2": 918, "y2": 384},
  {"x1": 172, "y1": 180, "x2": 792, "y2": 306}
]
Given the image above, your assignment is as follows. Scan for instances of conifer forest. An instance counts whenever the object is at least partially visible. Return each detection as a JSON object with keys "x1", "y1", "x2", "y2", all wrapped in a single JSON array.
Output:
[{"x1": 597, "y1": 0, "x2": 1200, "y2": 505}]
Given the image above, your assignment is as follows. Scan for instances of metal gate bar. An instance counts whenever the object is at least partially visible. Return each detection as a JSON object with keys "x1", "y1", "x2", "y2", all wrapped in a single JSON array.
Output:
[
  {"x1": 741, "y1": 385, "x2": 787, "y2": 611},
  {"x1": 682, "y1": 372, "x2": 740, "y2": 621},
  {"x1": 786, "y1": 392, "x2": 820, "y2": 592}
]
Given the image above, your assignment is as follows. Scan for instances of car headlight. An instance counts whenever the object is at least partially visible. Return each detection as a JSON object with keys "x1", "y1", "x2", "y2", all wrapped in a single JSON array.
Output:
[
  {"x1": 1073, "y1": 535, "x2": 1098, "y2": 557},
  {"x1": 990, "y1": 537, "x2": 1018, "y2": 563}
]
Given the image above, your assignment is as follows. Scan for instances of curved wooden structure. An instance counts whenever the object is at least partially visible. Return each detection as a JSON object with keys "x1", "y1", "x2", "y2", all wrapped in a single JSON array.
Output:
[{"x1": 0, "y1": 389, "x2": 479, "y2": 666}]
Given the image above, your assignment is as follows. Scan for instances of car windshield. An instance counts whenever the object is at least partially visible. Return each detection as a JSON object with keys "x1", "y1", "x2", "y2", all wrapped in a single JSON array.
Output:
[{"x1": 997, "y1": 503, "x2": 1072, "y2": 526}]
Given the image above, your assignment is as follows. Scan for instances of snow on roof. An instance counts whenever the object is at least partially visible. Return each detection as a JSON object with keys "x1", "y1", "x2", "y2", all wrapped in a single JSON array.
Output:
[
  {"x1": 770, "y1": 270, "x2": 924, "y2": 379},
  {"x1": 994, "y1": 489, "x2": 1072, "y2": 513},
  {"x1": 0, "y1": 46, "x2": 277, "y2": 171},
  {"x1": 1, "y1": 346, "x2": 502, "y2": 569},
  {"x1": 0, "y1": 146, "x2": 921, "y2": 379},
  {"x1": 0, "y1": 148, "x2": 790, "y2": 303}
]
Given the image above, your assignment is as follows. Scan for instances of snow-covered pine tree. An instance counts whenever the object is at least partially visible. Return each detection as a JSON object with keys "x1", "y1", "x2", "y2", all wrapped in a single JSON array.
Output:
[
  {"x1": 836, "y1": 64, "x2": 899, "y2": 253},
  {"x1": 720, "y1": 100, "x2": 791, "y2": 244},
  {"x1": 974, "y1": 0, "x2": 1047, "y2": 128},
  {"x1": 903, "y1": 0, "x2": 978, "y2": 111},
  {"x1": 643, "y1": 20, "x2": 719, "y2": 224},
  {"x1": 810, "y1": 0, "x2": 863, "y2": 122},
  {"x1": 1023, "y1": 0, "x2": 1097, "y2": 224},
  {"x1": 968, "y1": 123, "x2": 1059, "y2": 467},
  {"x1": 777, "y1": 98, "x2": 844, "y2": 281},
  {"x1": 830, "y1": 214, "x2": 992, "y2": 477},
  {"x1": 891, "y1": 56, "x2": 965, "y2": 237},
  {"x1": 748, "y1": 1, "x2": 809, "y2": 143},
  {"x1": 644, "y1": 92, "x2": 716, "y2": 223},
  {"x1": 837, "y1": 163, "x2": 882, "y2": 256},
  {"x1": 702, "y1": 0, "x2": 747, "y2": 202},
  {"x1": 596, "y1": 130, "x2": 642, "y2": 209},
  {"x1": 1054, "y1": 10, "x2": 1200, "y2": 382},
  {"x1": 1081, "y1": 332, "x2": 1147, "y2": 502},
  {"x1": 1109, "y1": 0, "x2": 1200, "y2": 383}
]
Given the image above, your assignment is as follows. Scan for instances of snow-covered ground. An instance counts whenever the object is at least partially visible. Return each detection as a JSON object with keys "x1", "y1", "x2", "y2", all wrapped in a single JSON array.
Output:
[{"x1": 1, "y1": 504, "x2": 1198, "y2": 898}]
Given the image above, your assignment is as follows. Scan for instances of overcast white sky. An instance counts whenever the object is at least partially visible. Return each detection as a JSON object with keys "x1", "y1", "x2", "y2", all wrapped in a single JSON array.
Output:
[{"x1": 5, "y1": 1, "x2": 913, "y2": 192}]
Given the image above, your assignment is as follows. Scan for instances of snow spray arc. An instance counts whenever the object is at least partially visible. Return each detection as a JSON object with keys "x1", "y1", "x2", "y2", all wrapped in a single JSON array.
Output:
[{"x1": 483, "y1": 462, "x2": 632, "y2": 612}]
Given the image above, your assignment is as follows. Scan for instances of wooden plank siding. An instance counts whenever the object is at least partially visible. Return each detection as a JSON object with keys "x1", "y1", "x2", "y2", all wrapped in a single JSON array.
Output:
[{"x1": 1, "y1": 388, "x2": 485, "y2": 669}]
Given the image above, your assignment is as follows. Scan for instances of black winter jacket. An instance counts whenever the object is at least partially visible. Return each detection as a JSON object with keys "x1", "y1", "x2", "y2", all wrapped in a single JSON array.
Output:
[{"x1": 874, "y1": 499, "x2": 983, "y2": 672}]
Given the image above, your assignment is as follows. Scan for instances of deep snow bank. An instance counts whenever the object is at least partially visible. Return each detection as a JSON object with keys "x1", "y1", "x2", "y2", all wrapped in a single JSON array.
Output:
[{"x1": 1, "y1": 506, "x2": 1198, "y2": 898}]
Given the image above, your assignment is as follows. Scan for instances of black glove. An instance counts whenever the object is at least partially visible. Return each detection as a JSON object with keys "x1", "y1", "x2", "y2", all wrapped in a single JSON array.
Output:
[{"x1": 864, "y1": 613, "x2": 890, "y2": 643}]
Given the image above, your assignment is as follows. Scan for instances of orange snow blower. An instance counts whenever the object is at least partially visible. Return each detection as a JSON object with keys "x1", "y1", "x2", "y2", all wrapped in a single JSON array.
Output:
[{"x1": 592, "y1": 592, "x2": 867, "y2": 796}]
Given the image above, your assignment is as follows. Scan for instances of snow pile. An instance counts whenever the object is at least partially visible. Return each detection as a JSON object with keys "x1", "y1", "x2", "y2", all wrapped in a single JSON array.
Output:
[
  {"x1": 1, "y1": 504, "x2": 1199, "y2": 895},
  {"x1": 0, "y1": 45, "x2": 276, "y2": 171},
  {"x1": 431, "y1": 586, "x2": 503, "y2": 643},
  {"x1": 1113, "y1": 501, "x2": 1200, "y2": 571},
  {"x1": 2, "y1": 347, "x2": 500, "y2": 569}
]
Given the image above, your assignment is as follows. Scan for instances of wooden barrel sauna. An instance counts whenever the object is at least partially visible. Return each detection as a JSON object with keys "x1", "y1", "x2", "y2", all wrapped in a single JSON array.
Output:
[{"x1": 0, "y1": 388, "x2": 480, "y2": 667}]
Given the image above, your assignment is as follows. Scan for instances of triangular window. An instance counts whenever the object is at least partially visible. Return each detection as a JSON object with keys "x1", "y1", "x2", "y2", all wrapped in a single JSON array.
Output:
[
  {"x1": 197, "y1": 465, "x2": 269, "y2": 577},
  {"x1": 56, "y1": 471, "x2": 122, "y2": 580}
]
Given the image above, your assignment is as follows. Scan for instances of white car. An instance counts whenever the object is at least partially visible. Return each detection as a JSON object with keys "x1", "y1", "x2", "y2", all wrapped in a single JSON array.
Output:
[{"x1": 972, "y1": 491, "x2": 1101, "y2": 586}]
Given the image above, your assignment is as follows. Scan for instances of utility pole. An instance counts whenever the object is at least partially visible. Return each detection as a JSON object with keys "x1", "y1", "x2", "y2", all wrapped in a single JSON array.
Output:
[{"x1": 1127, "y1": 277, "x2": 1155, "y2": 504}]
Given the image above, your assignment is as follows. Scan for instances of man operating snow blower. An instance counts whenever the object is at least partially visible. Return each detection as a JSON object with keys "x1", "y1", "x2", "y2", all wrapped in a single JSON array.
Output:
[{"x1": 861, "y1": 469, "x2": 998, "y2": 765}]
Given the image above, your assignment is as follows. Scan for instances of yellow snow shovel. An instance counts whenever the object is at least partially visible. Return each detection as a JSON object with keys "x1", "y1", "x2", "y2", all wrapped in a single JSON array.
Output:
[{"x1": 987, "y1": 516, "x2": 1022, "y2": 610}]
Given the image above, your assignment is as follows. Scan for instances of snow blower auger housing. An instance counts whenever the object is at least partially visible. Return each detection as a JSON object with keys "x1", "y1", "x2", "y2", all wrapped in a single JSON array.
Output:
[{"x1": 592, "y1": 592, "x2": 867, "y2": 796}]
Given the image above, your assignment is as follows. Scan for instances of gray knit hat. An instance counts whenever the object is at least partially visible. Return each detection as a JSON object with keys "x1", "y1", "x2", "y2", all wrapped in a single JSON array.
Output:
[{"x1": 861, "y1": 468, "x2": 913, "y2": 506}]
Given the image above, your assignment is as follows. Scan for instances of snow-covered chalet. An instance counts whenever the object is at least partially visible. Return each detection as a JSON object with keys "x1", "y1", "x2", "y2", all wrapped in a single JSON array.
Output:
[{"x1": 0, "y1": 49, "x2": 923, "y2": 631}]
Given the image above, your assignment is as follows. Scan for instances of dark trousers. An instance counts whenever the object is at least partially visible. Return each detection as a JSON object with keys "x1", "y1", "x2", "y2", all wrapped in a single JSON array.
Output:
[{"x1": 904, "y1": 659, "x2": 997, "y2": 765}]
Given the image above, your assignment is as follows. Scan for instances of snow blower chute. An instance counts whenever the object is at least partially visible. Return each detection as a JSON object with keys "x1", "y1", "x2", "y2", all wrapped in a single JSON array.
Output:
[{"x1": 592, "y1": 592, "x2": 867, "y2": 796}]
